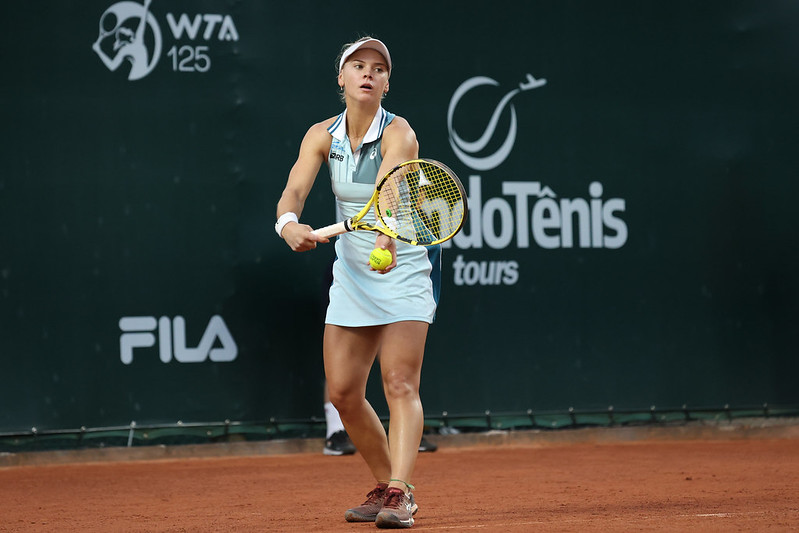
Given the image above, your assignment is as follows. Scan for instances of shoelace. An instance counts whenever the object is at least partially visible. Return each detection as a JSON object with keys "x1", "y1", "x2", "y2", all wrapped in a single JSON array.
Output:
[
  {"x1": 364, "y1": 485, "x2": 387, "y2": 505},
  {"x1": 381, "y1": 488, "x2": 407, "y2": 510}
]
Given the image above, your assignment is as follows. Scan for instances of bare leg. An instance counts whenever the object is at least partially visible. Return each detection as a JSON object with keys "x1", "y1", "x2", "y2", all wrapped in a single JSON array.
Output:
[
  {"x1": 324, "y1": 324, "x2": 391, "y2": 482},
  {"x1": 379, "y1": 321, "x2": 428, "y2": 493}
]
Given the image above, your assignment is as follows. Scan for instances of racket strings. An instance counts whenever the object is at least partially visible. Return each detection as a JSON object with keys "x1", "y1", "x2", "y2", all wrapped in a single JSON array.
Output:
[{"x1": 377, "y1": 161, "x2": 465, "y2": 245}]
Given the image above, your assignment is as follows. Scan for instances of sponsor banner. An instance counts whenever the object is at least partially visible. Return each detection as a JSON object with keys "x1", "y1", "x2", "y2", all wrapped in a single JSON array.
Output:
[{"x1": 1, "y1": 1, "x2": 797, "y2": 431}]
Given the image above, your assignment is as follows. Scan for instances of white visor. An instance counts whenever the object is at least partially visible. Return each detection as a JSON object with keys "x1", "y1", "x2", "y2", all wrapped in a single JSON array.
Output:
[{"x1": 338, "y1": 38, "x2": 392, "y2": 74}]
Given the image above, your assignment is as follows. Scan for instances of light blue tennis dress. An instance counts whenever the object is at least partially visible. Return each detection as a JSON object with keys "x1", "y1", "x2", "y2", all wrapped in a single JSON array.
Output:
[{"x1": 324, "y1": 107, "x2": 441, "y2": 327}]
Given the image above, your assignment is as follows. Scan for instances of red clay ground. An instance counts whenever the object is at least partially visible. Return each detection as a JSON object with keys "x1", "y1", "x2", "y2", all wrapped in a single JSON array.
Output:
[{"x1": 2, "y1": 438, "x2": 798, "y2": 532}]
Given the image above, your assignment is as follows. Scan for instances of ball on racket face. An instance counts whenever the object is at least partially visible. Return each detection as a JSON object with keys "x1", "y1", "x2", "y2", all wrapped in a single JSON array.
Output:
[{"x1": 369, "y1": 248, "x2": 392, "y2": 271}]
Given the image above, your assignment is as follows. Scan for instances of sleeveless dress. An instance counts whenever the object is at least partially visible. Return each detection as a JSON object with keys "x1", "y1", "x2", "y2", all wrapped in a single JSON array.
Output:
[{"x1": 324, "y1": 107, "x2": 441, "y2": 327}]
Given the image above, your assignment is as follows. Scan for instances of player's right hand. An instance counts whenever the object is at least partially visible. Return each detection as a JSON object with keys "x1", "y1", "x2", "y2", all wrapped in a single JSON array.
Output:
[{"x1": 282, "y1": 223, "x2": 328, "y2": 252}]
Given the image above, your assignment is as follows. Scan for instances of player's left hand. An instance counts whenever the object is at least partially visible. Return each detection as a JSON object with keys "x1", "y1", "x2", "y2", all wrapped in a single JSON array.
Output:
[{"x1": 373, "y1": 234, "x2": 397, "y2": 273}]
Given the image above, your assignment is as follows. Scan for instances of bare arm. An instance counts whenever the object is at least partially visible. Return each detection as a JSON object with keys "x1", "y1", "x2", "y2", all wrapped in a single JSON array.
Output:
[
  {"x1": 380, "y1": 117, "x2": 418, "y2": 167},
  {"x1": 371, "y1": 117, "x2": 419, "y2": 272},
  {"x1": 276, "y1": 122, "x2": 331, "y2": 251}
]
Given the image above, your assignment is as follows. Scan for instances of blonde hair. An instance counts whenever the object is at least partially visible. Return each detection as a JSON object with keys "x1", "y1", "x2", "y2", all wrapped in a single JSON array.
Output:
[{"x1": 335, "y1": 36, "x2": 389, "y2": 103}]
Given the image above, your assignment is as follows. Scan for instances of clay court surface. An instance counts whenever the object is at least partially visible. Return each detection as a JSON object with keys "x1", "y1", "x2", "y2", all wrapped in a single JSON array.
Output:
[{"x1": 2, "y1": 435, "x2": 798, "y2": 532}]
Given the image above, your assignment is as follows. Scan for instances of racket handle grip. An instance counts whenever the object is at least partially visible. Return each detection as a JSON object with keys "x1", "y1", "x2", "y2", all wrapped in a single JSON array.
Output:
[{"x1": 312, "y1": 221, "x2": 348, "y2": 239}]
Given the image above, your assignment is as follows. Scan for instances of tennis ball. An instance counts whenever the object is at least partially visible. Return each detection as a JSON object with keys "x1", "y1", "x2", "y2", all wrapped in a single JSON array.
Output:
[{"x1": 369, "y1": 248, "x2": 392, "y2": 270}]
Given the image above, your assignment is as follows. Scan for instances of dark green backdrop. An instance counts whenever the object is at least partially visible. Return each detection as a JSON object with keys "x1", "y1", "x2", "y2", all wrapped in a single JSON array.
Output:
[{"x1": 1, "y1": 1, "x2": 797, "y2": 432}]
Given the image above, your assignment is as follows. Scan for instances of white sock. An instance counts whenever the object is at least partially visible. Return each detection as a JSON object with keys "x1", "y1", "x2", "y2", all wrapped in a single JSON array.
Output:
[{"x1": 325, "y1": 401, "x2": 345, "y2": 438}]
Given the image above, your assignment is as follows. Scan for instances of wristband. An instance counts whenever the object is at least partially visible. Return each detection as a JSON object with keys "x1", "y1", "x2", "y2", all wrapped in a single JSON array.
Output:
[{"x1": 275, "y1": 212, "x2": 298, "y2": 237}]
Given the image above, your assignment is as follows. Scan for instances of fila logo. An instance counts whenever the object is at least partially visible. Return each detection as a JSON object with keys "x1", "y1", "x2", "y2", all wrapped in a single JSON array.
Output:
[{"x1": 119, "y1": 315, "x2": 238, "y2": 364}]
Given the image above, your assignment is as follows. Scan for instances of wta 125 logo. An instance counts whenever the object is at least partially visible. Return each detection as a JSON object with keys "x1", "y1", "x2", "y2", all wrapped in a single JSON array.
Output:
[{"x1": 93, "y1": 0, "x2": 239, "y2": 80}]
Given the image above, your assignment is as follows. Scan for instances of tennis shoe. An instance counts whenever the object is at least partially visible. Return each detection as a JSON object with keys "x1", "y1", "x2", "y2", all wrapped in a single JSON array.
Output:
[
  {"x1": 344, "y1": 482, "x2": 388, "y2": 522},
  {"x1": 324, "y1": 430, "x2": 356, "y2": 456},
  {"x1": 375, "y1": 487, "x2": 418, "y2": 529},
  {"x1": 418, "y1": 436, "x2": 437, "y2": 453}
]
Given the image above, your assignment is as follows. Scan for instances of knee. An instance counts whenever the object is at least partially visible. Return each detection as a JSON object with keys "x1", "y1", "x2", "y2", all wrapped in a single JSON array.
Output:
[
  {"x1": 328, "y1": 387, "x2": 359, "y2": 416},
  {"x1": 382, "y1": 370, "x2": 419, "y2": 401}
]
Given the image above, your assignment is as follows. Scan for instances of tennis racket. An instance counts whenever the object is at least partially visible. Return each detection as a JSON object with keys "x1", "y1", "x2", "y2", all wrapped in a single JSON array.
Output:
[{"x1": 313, "y1": 159, "x2": 467, "y2": 246}]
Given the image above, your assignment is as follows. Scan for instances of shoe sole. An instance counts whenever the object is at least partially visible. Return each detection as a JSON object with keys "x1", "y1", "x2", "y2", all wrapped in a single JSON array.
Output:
[
  {"x1": 375, "y1": 512, "x2": 414, "y2": 529},
  {"x1": 374, "y1": 501, "x2": 418, "y2": 528},
  {"x1": 344, "y1": 510, "x2": 378, "y2": 522},
  {"x1": 323, "y1": 447, "x2": 355, "y2": 456},
  {"x1": 323, "y1": 448, "x2": 345, "y2": 456}
]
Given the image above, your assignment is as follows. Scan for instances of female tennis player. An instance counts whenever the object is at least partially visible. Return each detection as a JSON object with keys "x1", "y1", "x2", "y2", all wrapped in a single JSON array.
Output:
[{"x1": 275, "y1": 37, "x2": 440, "y2": 528}]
